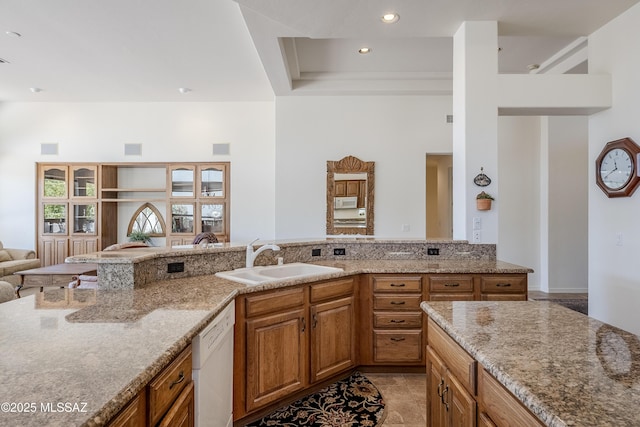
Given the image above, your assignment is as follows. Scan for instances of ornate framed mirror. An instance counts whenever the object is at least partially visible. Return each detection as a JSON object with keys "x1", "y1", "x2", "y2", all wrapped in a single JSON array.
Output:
[{"x1": 326, "y1": 155, "x2": 374, "y2": 235}]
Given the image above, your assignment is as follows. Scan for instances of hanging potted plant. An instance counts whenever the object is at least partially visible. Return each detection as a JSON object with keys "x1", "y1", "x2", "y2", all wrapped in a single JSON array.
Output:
[{"x1": 476, "y1": 191, "x2": 494, "y2": 211}]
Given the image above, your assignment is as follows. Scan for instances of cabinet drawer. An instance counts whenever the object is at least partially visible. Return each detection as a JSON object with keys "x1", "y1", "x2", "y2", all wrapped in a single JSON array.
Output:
[
  {"x1": 373, "y1": 330, "x2": 423, "y2": 363},
  {"x1": 478, "y1": 368, "x2": 544, "y2": 426},
  {"x1": 374, "y1": 312, "x2": 423, "y2": 328},
  {"x1": 244, "y1": 287, "x2": 305, "y2": 317},
  {"x1": 373, "y1": 294, "x2": 422, "y2": 310},
  {"x1": 148, "y1": 345, "x2": 193, "y2": 426},
  {"x1": 480, "y1": 275, "x2": 526, "y2": 293},
  {"x1": 481, "y1": 294, "x2": 527, "y2": 301},
  {"x1": 429, "y1": 293, "x2": 474, "y2": 301},
  {"x1": 429, "y1": 276, "x2": 474, "y2": 293},
  {"x1": 427, "y1": 320, "x2": 476, "y2": 396},
  {"x1": 373, "y1": 276, "x2": 422, "y2": 293},
  {"x1": 310, "y1": 278, "x2": 354, "y2": 303}
]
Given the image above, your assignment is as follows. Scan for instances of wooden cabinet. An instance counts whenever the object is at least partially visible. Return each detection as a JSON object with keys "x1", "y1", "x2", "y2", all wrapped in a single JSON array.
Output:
[
  {"x1": 427, "y1": 318, "x2": 544, "y2": 427},
  {"x1": 365, "y1": 275, "x2": 425, "y2": 365},
  {"x1": 309, "y1": 279, "x2": 356, "y2": 383},
  {"x1": 427, "y1": 320, "x2": 476, "y2": 427},
  {"x1": 107, "y1": 345, "x2": 193, "y2": 427},
  {"x1": 479, "y1": 275, "x2": 528, "y2": 301},
  {"x1": 106, "y1": 390, "x2": 146, "y2": 427},
  {"x1": 37, "y1": 162, "x2": 231, "y2": 261},
  {"x1": 334, "y1": 179, "x2": 366, "y2": 208},
  {"x1": 234, "y1": 279, "x2": 356, "y2": 420},
  {"x1": 148, "y1": 345, "x2": 193, "y2": 426},
  {"x1": 428, "y1": 275, "x2": 475, "y2": 301},
  {"x1": 478, "y1": 368, "x2": 543, "y2": 427}
]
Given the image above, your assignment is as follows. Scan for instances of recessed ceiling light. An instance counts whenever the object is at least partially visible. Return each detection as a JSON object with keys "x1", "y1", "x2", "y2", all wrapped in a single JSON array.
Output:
[
  {"x1": 381, "y1": 13, "x2": 399, "y2": 24},
  {"x1": 178, "y1": 87, "x2": 192, "y2": 94},
  {"x1": 5, "y1": 31, "x2": 22, "y2": 38},
  {"x1": 358, "y1": 47, "x2": 371, "y2": 54},
  {"x1": 30, "y1": 87, "x2": 43, "y2": 93}
]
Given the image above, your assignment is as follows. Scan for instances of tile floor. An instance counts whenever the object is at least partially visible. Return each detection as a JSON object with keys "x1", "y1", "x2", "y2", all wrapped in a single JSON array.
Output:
[{"x1": 365, "y1": 373, "x2": 426, "y2": 427}]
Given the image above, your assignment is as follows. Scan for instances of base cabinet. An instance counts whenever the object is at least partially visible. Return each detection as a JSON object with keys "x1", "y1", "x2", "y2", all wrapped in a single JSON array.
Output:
[
  {"x1": 107, "y1": 345, "x2": 193, "y2": 427},
  {"x1": 427, "y1": 319, "x2": 544, "y2": 427},
  {"x1": 235, "y1": 278, "x2": 356, "y2": 421}
]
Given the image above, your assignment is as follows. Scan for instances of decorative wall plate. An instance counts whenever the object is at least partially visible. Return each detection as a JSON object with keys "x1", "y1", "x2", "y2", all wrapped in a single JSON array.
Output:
[{"x1": 473, "y1": 167, "x2": 491, "y2": 187}]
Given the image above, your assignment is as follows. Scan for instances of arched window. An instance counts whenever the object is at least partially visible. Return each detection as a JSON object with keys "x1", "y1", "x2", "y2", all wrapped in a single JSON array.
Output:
[{"x1": 127, "y1": 203, "x2": 166, "y2": 237}]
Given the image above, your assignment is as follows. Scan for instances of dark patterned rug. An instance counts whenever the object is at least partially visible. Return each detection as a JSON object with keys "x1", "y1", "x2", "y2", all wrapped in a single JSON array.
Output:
[
  {"x1": 245, "y1": 372, "x2": 386, "y2": 427},
  {"x1": 536, "y1": 299, "x2": 588, "y2": 315}
]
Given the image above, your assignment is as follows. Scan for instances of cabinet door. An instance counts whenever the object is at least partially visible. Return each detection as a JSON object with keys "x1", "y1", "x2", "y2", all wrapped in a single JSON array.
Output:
[
  {"x1": 70, "y1": 166, "x2": 97, "y2": 198},
  {"x1": 335, "y1": 181, "x2": 347, "y2": 196},
  {"x1": 446, "y1": 369, "x2": 476, "y2": 427},
  {"x1": 107, "y1": 391, "x2": 146, "y2": 427},
  {"x1": 310, "y1": 296, "x2": 356, "y2": 383},
  {"x1": 157, "y1": 381, "x2": 194, "y2": 427},
  {"x1": 39, "y1": 237, "x2": 68, "y2": 267},
  {"x1": 346, "y1": 180, "x2": 360, "y2": 197},
  {"x1": 70, "y1": 237, "x2": 98, "y2": 256},
  {"x1": 426, "y1": 346, "x2": 447, "y2": 427},
  {"x1": 41, "y1": 165, "x2": 68, "y2": 199},
  {"x1": 245, "y1": 307, "x2": 308, "y2": 413}
]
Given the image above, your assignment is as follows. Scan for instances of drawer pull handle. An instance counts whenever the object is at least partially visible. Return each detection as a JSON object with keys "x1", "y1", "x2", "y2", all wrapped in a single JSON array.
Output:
[
  {"x1": 390, "y1": 337, "x2": 405, "y2": 342},
  {"x1": 496, "y1": 283, "x2": 512, "y2": 287},
  {"x1": 390, "y1": 301, "x2": 406, "y2": 305},
  {"x1": 312, "y1": 314, "x2": 318, "y2": 329},
  {"x1": 442, "y1": 385, "x2": 449, "y2": 410},
  {"x1": 390, "y1": 283, "x2": 406, "y2": 287},
  {"x1": 169, "y1": 371, "x2": 185, "y2": 390},
  {"x1": 444, "y1": 283, "x2": 460, "y2": 287},
  {"x1": 390, "y1": 319, "x2": 406, "y2": 324},
  {"x1": 301, "y1": 317, "x2": 306, "y2": 333}
]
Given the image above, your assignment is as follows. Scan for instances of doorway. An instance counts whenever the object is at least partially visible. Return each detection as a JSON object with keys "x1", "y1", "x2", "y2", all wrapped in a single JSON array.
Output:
[{"x1": 425, "y1": 154, "x2": 453, "y2": 239}]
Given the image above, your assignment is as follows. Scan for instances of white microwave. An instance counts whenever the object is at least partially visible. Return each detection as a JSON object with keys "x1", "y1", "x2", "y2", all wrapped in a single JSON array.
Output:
[{"x1": 335, "y1": 196, "x2": 358, "y2": 209}]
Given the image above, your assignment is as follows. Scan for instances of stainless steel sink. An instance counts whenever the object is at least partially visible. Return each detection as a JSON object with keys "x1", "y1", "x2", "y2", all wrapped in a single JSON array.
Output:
[{"x1": 215, "y1": 262, "x2": 343, "y2": 286}]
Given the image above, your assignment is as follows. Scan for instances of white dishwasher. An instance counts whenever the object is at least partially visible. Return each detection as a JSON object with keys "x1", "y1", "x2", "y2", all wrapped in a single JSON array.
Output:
[{"x1": 192, "y1": 303, "x2": 235, "y2": 427}]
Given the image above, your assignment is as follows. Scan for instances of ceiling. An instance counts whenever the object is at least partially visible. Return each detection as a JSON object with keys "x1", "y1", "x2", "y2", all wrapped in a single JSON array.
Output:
[{"x1": 0, "y1": 0, "x2": 638, "y2": 102}]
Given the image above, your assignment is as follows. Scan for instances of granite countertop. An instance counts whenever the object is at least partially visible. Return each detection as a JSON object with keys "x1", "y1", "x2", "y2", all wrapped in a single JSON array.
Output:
[
  {"x1": 421, "y1": 301, "x2": 640, "y2": 427},
  {"x1": 0, "y1": 258, "x2": 531, "y2": 426}
]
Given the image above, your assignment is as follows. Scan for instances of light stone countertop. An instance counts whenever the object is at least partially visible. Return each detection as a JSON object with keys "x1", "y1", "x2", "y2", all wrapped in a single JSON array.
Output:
[
  {"x1": 0, "y1": 259, "x2": 530, "y2": 427},
  {"x1": 421, "y1": 301, "x2": 640, "y2": 427}
]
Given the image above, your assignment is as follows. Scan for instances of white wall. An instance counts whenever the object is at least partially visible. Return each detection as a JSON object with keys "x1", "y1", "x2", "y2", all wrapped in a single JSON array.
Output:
[
  {"x1": 274, "y1": 96, "x2": 453, "y2": 239},
  {"x1": 0, "y1": 102, "x2": 276, "y2": 249},
  {"x1": 497, "y1": 117, "x2": 542, "y2": 289},
  {"x1": 547, "y1": 116, "x2": 589, "y2": 293},
  {"x1": 589, "y1": 2, "x2": 640, "y2": 334}
]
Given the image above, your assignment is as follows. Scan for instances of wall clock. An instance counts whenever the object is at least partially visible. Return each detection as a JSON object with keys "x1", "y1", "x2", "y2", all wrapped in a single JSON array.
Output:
[{"x1": 595, "y1": 137, "x2": 640, "y2": 198}]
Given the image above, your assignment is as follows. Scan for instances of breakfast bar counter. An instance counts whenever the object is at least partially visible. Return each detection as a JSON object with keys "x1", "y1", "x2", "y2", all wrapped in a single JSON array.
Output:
[{"x1": 421, "y1": 301, "x2": 640, "y2": 426}]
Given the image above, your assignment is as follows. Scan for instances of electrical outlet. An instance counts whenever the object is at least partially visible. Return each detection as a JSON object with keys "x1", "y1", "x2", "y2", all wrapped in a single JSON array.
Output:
[
  {"x1": 334, "y1": 248, "x2": 346, "y2": 256},
  {"x1": 311, "y1": 248, "x2": 322, "y2": 256},
  {"x1": 167, "y1": 262, "x2": 185, "y2": 273},
  {"x1": 427, "y1": 248, "x2": 440, "y2": 256},
  {"x1": 472, "y1": 231, "x2": 481, "y2": 243}
]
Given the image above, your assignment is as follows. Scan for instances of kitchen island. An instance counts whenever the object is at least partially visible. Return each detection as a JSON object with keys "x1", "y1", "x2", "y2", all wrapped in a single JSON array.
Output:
[
  {"x1": 422, "y1": 301, "x2": 640, "y2": 426},
  {"x1": 0, "y1": 252, "x2": 531, "y2": 427}
]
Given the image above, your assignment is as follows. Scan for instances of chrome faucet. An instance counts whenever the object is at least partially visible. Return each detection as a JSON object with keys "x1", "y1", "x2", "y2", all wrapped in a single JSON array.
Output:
[{"x1": 246, "y1": 238, "x2": 281, "y2": 268}]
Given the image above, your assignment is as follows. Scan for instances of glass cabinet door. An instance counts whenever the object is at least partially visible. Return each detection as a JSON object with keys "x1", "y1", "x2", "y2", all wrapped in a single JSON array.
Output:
[
  {"x1": 171, "y1": 203, "x2": 194, "y2": 233},
  {"x1": 43, "y1": 167, "x2": 67, "y2": 198},
  {"x1": 199, "y1": 165, "x2": 225, "y2": 197},
  {"x1": 43, "y1": 203, "x2": 67, "y2": 234},
  {"x1": 71, "y1": 203, "x2": 97, "y2": 235},
  {"x1": 71, "y1": 166, "x2": 97, "y2": 198},
  {"x1": 170, "y1": 166, "x2": 195, "y2": 197},
  {"x1": 201, "y1": 203, "x2": 225, "y2": 234}
]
